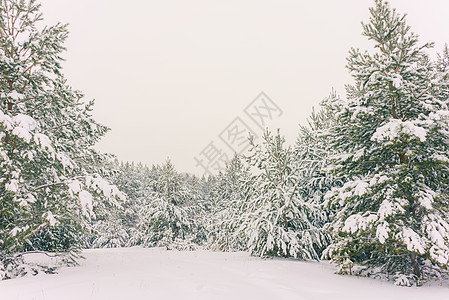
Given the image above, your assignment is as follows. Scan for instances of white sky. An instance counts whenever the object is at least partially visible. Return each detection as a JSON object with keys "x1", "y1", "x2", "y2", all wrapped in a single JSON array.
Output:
[{"x1": 39, "y1": 0, "x2": 449, "y2": 175}]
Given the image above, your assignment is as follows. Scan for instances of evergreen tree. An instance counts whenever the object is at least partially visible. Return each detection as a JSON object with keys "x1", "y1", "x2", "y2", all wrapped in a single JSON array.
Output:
[
  {"x1": 295, "y1": 99, "x2": 341, "y2": 228},
  {"x1": 0, "y1": 0, "x2": 123, "y2": 278},
  {"x1": 181, "y1": 172, "x2": 209, "y2": 245},
  {"x1": 240, "y1": 130, "x2": 326, "y2": 259},
  {"x1": 208, "y1": 154, "x2": 252, "y2": 251},
  {"x1": 323, "y1": 0, "x2": 449, "y2": 285},
  {"x1": 135, "y1": 159, "x2": 197, "y2": 250},
  {"x1": 90, "y1": 160, "x2": 160, "y2": 248}
]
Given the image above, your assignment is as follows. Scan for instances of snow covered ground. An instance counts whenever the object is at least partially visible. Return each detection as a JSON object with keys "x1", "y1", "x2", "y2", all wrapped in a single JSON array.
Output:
[{"x1": 0, "y1": 247, "x2": 448, "y2": 300}]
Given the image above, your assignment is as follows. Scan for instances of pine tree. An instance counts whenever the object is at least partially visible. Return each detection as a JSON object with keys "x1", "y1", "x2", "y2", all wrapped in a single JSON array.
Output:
[
  {"x1": 208, "y1": 153, "x2": 252, "y2": 251},
  {"x1": 291, "y1": 100, "x2": 342, "y2": 256},
  {"x1": 135, "y1": 159, "x2": 197, "y2": 250},
  {"x1": 295, "y1": 98, "x2": 341, "y2": 228},
  {"x1": 91, "y1": 160, "x2": 161, "y2": 248},
  {"x1": 180, "y1": 172, "x2": 209, "y2": 245},
  {"x1": 240, "y1": 130, "x2": 326, "y2": 259},
  {"x1": 323, "y1": 0, "x2": 449, "y2": 285},
  {"x1": 0, "y1": 0, "x2": 124, "y2": 278}
]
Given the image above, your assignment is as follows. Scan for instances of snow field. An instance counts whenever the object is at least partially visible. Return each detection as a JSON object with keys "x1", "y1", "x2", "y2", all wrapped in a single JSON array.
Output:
[{"x1": 0, "y1": 247, "x2": 448, "y2": 300}]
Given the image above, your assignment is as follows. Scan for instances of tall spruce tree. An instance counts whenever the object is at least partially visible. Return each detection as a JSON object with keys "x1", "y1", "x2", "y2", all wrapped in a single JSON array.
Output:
[{"x1": 323, "y1": 0, "x2": 449, "y2": 285}]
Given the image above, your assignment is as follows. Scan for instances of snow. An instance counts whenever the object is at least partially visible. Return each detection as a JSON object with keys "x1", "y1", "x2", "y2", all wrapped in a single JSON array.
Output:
[
  {"x1": 12, "y1": 126, "x2": 33, "y2": 143},
  {"x1": 79, "y1": 190, "x2": 95, "y2": 218},
  {"x1": 391, "y1": 74, "x2": 403, "y2": 88},
  {"x1": 429, "y1": 109, "x2": 449, "y2": 121},
  {"x1": 45, "y1": 211, "x2": 58, "y2": 226},
  {"x1": 5, "y1": 179, "x2": 19, "y2": 192},
  {"x1": 34, "y1": 133, "x2": 54, "y2": 153},
  {"x1": 0, "y1": 109, "x2": 13, "y2": 130},
  {"x1": 376, "y1": 221, "x2": 390, "y2": 244},
  {"x1": 431, "y1": 154, "x2": 449, "y2": 163},
  {"x1": 0, "y1": 248, "x2": 447, "y2": 300},
  {"x1": 401, "y1": 228, "x2": 426, "y2": 254},
  {"x1": 56, "y1": 152, "x2": 74, "y2": 168},
  {"x1": 9, "y1": 227, "x2": 21, "y2": 237},
  {"x1": 419, "y1": 190, "x2": 435, "y2": 210},
  {"x1": 426, "y1": 220, "x2": 449, "y2": 264},
  {"x1": 1, "y1": 112, "x2": 41, "y2": 144},
  {"x1": 68, "y1": 180, "x2": 82, "y2": 194},
  {"x1": 342, "y1": 213, "x2": 377, "y2": 234},
  {"x1": 353, "y1": 180, "x2": 369, "y2": 196},
  {"x1": 86, "y1": 175, "x2": 126, "y2": 202},
  {"x1": 378, "y1": 199, "x2": 400, "y2": 220},
  {"x1": 336, "y1": 180, "x2": 369, "y2": 202},
  {"x1": 12, "y1": 114, "x2": 36, "y2": 132},
  {"x1": 430, "y1": 245, "x2": 449, "y2": 265},
  {"x1": 17, "y1": 193, "x2": 36, "y2": 207},
  {"x1": 8, "y1": 91, "x2": 24, "y2": 100},
  {"x1": 371, "y1": 119, "x2": 427, "y2": 143}
]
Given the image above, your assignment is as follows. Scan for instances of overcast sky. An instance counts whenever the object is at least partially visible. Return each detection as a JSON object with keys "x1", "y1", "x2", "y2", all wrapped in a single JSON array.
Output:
[{"x1": 39, "y1": 0, "x2": 449, "y2": 175}]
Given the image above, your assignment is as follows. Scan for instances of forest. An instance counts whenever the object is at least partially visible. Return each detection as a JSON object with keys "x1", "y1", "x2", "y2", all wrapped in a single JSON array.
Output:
[{"x1": 1, "y1": 0, "x2": 449, "y2": 288}]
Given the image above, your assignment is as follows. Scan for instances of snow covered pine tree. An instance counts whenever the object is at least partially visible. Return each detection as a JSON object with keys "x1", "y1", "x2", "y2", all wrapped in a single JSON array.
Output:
[
  {"x1": 208, "y1": 153, "x2": 252, "y2": 252},
  {"x1": 295, "y1": 98, "x2": 341, "y2": 230},
  {"x1": 240, "y1": 130, "x2": 327, "y2": 259},
  {"x1": 135, "y1": 159, "x2": 197, "y2": 250},
  {"x1": 323, "y1": 0, "x2": 449, "y2": 286},
  {"x1": 0, "y1": 0, "x2": 124, "y2": 279}
]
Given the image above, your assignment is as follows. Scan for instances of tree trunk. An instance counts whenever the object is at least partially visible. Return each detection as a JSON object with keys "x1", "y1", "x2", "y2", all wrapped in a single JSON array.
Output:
[{"x1": 410, "y1": 251, "x2": 421, "y2": 278}]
